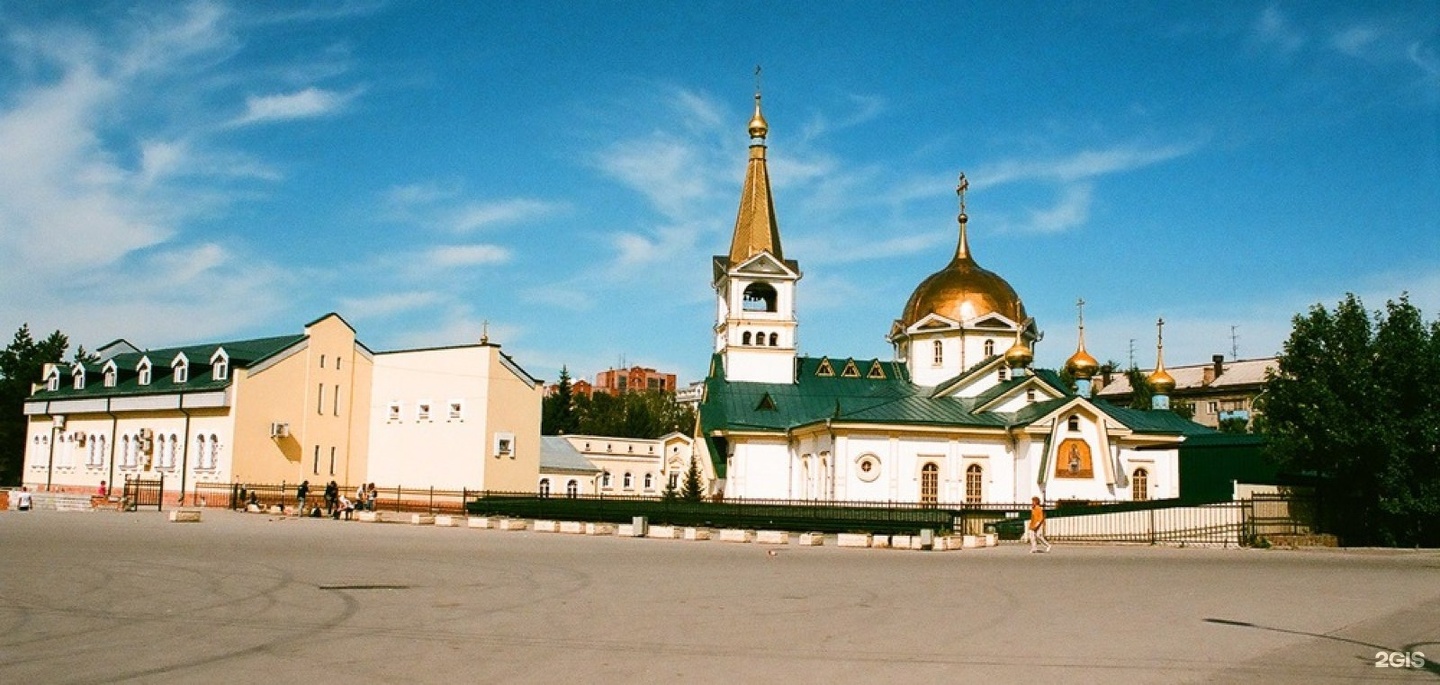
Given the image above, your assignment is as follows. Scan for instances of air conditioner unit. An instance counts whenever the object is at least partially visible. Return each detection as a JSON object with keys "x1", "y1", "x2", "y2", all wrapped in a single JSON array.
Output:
[{"x1": 270, "y1": 422, "x2": 290, "y2": 439}]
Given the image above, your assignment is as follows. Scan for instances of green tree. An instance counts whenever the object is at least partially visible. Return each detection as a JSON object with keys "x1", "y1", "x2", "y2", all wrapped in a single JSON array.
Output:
[
  {"x1": 0, "y1": 325, "x2": 70, "y2": 485},
  {"x1": 573, "y1": 389, "x2": 696, "y2": 439},
  {"x1": 1125, "y1": 367, "x2": 1154, "y2": 411},
  {"x1": 680, "y1": 456, "x2": 703, "y2": 501},
  {"x1": 1217, "y1": 417, "x2": 1249, "y2": 434},
  {"x1": 541, "y1": 366, "x2": 580, "y2": 435},
  {"x1": 1259, "y1": 294, "x2": 1440, "y2": 546}
]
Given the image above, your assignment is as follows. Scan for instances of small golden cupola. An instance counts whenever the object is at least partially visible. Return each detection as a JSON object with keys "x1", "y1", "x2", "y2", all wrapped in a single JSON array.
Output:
[
  {"x1": 1004, "y1": 325, "x2": 1034, "y2": 371},
  {"x1": 1063, "y1": 298, "x2": 1100, "y2": 383},
  {"x1": 1147, "y1": 317, "x2": 1176, "y2": 407}
]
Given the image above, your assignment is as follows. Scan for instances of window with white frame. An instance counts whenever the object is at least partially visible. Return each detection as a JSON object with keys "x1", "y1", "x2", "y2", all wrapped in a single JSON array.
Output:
[
  {"x1": 173, "y1": 358, "x2": 188, "y2": 384},
  {"x1": 998, "y1": 366, "x2": 1008, "y2": 382},
  {"x1": 623, "y1": 472, "x2": 633, "y2": 489},
  {"x1": 121, "y1": 436, "x2": 132, "y2": 468},
  {"x1": 932, "y1": 340, "x2": 943, "y2": 366},
  {"x1": 208, "y1": 434, "x2": 220, "y2": 470},
  {"x1": 46, "y1": 372, "x2": 59, "y2": 391},
  {"x1": 984, "y1": 339, "x2": 995, "y2": 356},
  {"x1": 196, "y1": 435, "x2": 208, "y2": 469},
  {"x1": 211, "y1": 350, "x2": 229, "y2": 380},
  {"x1": 644, "y1": 473, "x2": 653, "y2": 490},
  {"x1": 137, "y1": 360, "x2": 152, "y2": 386},
  {"x1": 602, "y1": 471, "x2": 612, "y2": 488},
  {"x1": 566, "y1": 480, "x2": 578, "y2": 497},
  {"x1": 73, "y1": 368, "x2": 85, "y2": 390},
  {"x1": 104, "y1": 367, "x2": 116, "y2": 387},
  {"x1": 494, "y1": 432, "x2": 514, "y2": 457},
  {"x1": 387, "y1": 402, "x2": 401, "y2": 422},
  {"x1": 448, "y1": 401, "x2": 464, "y2": 421},
  {"x1": 417, "y1": 401, "x2": 431, "y2": 422},
  {"x1": 539, "y1": 478, "x2": 551, "y2": 497}
]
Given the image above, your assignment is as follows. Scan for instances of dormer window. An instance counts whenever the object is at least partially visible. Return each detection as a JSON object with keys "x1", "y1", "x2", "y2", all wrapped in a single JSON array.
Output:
[
  {"x1": 72, "y1": 367, "x2": 85, "y2": 390},
  {"x1": 210, "y1": 349, "x2": 229, "y2": 381},
  {"x1": 137, "y1": 360, "x2": 152, "y2": 386},
  {"x1": 103, "y1": 366, "x2": 116, "y2": 388},
  {"x1": 1067, "y1": 415, "x2": 1080, "y2": 432},
  {"x1": 46, "y1": 371, "x2": 59, "y2": 391},
  {"x1": 933, "y1": 340, "x2": 943, "y2": 367},
  {"x1": 172, "y1": 355, "x2": 189, "y2": 384}
]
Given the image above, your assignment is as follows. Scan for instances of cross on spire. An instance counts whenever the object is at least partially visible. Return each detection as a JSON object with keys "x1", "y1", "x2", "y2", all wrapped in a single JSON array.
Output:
[
  {"x1": 956, "y1": 172, "x2": 969, "y2": 216},
  {"x1": 754, "y1": 64, "x2": 762, "y2": 96}
]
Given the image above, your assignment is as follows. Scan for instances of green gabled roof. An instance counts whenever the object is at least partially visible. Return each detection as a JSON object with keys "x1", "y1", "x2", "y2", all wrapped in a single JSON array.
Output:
[
  {"x1": 1092, "y1": 399, "x2": 1217, "y2": 436},
  {"x1": 31, "y1": 333, "x2": 305, "y2": 401}
]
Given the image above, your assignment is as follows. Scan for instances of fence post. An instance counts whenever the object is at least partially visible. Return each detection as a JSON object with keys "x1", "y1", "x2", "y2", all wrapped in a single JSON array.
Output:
[
  {"x1": 429, "y1": 486, "x2": 434, "y2": 515},
  {"x1": 1148, "y1": 507, "x2": 1156, "y2": 545},
  {"x1": 395, "y1": 485, "x2": 401, "y2": 513}
]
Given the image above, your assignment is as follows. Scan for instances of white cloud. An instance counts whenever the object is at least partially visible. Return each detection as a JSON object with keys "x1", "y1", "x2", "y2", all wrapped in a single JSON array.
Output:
[
  {"x1": 425, "y1": 244, "x2": 512, "y2": 268},
  {"x1": 1253, "y1": 5, "x2": 1305, "y2": 55},
  {"x1": 450, "y1": 198, "x2": 561, "y2": 233},
  {"x1": 975, "y1": 143, "x2": 1198, "y2": 187},
  {"x1": 1331, "y1": 26, "x2": 1381, "y2": 58},
  {"x1": 230, "y1": 86, "x2": 357, "y2": 126}
]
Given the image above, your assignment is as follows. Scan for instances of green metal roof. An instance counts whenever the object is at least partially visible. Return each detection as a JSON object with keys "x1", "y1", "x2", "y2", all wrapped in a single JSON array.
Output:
[{"x1": 31, "y1": 333, "x2": 305, "y2": 400}]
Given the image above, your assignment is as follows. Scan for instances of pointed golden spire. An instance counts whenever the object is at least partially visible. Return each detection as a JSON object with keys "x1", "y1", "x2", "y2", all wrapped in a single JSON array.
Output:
[
  {"x1": 728, "y1": 73, "x2": 782, "y2": 264},
  {"x1": 954, "y1": 172, "x2": 971, "y2": 261},
  {"x1": 1064, "y1": 297, "x2": 1099, "y2": 380},
  {"x1": 1148, "y1": 317, "x2": 1176, "y2": 393}
]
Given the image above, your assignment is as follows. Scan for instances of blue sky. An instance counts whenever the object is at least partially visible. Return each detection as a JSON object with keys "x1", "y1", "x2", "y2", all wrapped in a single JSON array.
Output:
[{"x1": 1, "y1": 1, "x2": 1437, "y2": 386}]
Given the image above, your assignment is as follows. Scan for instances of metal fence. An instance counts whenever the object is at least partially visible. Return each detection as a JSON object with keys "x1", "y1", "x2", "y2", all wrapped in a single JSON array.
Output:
[
  {"x1": 122, "y1": 475, "x2": 164, "y2": 512},
  {"x1": 193, "y1": 481, "x2": 472, "y2": 516},
  {"x1": 969, "y1": 494, "x2": 1315, "y2": 546}
]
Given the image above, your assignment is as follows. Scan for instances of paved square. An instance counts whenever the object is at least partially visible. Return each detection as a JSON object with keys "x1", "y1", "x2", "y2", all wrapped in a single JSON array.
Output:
[{"x1": 2, "y1": 510, "x2": 1436, "y2": 683}]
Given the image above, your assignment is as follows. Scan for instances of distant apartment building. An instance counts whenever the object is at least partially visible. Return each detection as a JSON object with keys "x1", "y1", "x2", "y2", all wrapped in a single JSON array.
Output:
[
  {"x1": 547, "y1": 366, "x2": 677, "y2": 397},
  {"x1": 1095, "y1": 355, "x2": 1275, "y2": 429}
]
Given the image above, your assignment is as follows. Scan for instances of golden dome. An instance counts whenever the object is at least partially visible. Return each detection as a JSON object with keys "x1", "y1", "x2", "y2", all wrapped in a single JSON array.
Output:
[
  {"x1": 1004, "y1": 339, "x2": 1034, "y2": 368},
  {"x1": 1064, "y1": 347, "x2": 1099, "y2": 380},
  {"x1": 1148, "y1": 367, "x2": 1176, "y2": 394},
  {"x1": 748, "y1": 93, "x2": 768, "y2": 139},
  {"x1": 898, "y1": 215, "x2": 1027, "y2": 328}
]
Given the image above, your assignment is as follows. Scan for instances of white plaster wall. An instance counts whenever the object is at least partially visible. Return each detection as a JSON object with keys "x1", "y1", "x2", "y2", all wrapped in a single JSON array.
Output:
[
  {"x1": 728, "y1": 438, "x2": 791, "y2": 499},
  {"x1": 368, "y1": 347, "x2": 491, "y2": 491},
  {"x1": 723, "y1": 349, "x2": 794, "y2": 383}
]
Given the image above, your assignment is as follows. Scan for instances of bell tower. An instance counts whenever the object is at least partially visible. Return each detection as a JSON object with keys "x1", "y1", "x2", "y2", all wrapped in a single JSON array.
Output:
[{"x1": 713, "y1": 81, "x2": 800, "y2": 384}]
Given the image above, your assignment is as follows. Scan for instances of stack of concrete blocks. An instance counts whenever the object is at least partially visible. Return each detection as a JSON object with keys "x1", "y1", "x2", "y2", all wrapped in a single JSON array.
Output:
[
  {"x1": 837, "y1": 533, "x2": 872, "y2": 548},
  {"x1": 647, "y1": 525, "x2": 680, "y2": 539},
  {"x1": 756, "y1": 530, "x2": 789, "y2": 545},
  {"x1": 718, "y1": 529, "x2": 755, "y2": 543}
]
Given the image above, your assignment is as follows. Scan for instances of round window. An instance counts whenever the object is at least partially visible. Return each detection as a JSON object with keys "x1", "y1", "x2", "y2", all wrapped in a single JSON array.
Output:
[{"x1": 856, "y1": 455, "x2": 881, "y2": 482}]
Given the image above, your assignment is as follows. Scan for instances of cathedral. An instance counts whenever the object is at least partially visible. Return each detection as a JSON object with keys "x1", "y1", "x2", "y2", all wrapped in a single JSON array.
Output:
[{"x1": 696, "y1": 92, "x2": 1209, "y2": 505}]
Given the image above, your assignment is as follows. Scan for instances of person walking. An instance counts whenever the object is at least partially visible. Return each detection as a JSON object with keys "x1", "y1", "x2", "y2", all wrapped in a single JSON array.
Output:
[
  {"x1": 324, "y1": 481, "x2": 338, "y2": 517},
  {"x1": 296, "y1": 480, "x2": 310, "y2": 516},
  {"x1": 1029, "y1": 496, "x2": 1052, "y2": 553}
]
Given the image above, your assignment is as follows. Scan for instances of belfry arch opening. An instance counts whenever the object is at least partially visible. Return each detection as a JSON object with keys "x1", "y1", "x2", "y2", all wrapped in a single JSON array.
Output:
[{"x1": 742, "y1": 282, "x2": 778, "y2": 312}]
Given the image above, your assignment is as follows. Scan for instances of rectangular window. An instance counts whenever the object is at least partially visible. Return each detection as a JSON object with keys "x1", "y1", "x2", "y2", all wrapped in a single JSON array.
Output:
[
  {"x1": 495, "y1": 432, "x2": 515, "y2": 458},
  {"x1": 336, "y1": 357, "x2": 342, "y2": 371},
  {"x1": 448, "y1": 401, "x2": 463, "y2": 421},
  {"x1": 174, "y1": 364, "x2": 187, "y2": 383},
  {"x1": 417, "y1": 402, "x2": 431, "y2": 422},
  {"x1": 333, "y1": 384, "x2": 340, "y2": 416},
  {"x1": 317, "y1": 384, "x2": 325, "y2": 415},
  {"x1": 313, "y1": 445, "x2": 320, "y2": 475},
  {"x1": 320, "y1": 354, "x2": 326, "y2": 369},
  {"x1": 329, "y1": 447, "x2": 335, "y2": 476},
  {"x1": 387, "y1": 402, "x2": 401, "y2": 422}
]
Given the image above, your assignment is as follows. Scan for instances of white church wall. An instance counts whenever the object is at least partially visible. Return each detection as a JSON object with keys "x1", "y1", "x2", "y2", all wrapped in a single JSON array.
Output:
[{"x1": 729, "y1": 438, "x2": 791, "y2": 499}]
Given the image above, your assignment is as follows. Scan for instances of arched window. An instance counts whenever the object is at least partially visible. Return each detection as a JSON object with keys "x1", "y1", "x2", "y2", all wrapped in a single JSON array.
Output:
[
  {"x1": 213, "y1": 357, "x2": 228, "y2": 381},
  {"x1": 196, "y1": 435, "x2": 207, "y2": 468},
  {"x1": 566, "y1": 480, "x2": 578, "y2": 498},
  {"x1": 208, "y1": 434, "x2": 220, "y2": 470},
  {"x1": 121, "y1": 436, "x2": 131, "y2": 469},
  {"x1": 741, "y1": 282, "x2": 778, "y2": 312},
  {"x1": 623, "y1": 472, "x2": 633, "y2": 489},
  {"x1": 1067, "y1": 415, "x2": 1080, "y2": 432},
  {"x1": 73, "y1": 368, "x2": 85, "y2": 390},
  {"x1": 173, "y1": 358, "x2": 188, "y2": 384},
  {"x1": 984, "y1": 339, "x2": 995, "y2": 356},
  {"x1": 768, "y1": 332, "x2": 778, "y2": 346},
  {"x1": 601, "y1": 471, "x2": 612, "y2": 488},
  {"x1": 742, "y1": 331, "x2": 752, "y2": 345},
  {"x1": 137, "y1": 361, "x2": 152, "y2": 386},
  {"x1": 1133, "y1": 468, "x2": 1149, "y2": 501},
  {"x1": 104, "y1": 368, "x2": 117, "y2": 387},
  {"x1": 965, "y1": 464, "x2": 983, "y2": 504},
  {"x1": 539, "y1": 478, "x2": 551, "y2": 497},
  {"x1": 932, "y1": 340, "x2": 943, "y2": 366},
  {"x1": 920, "y1": 463, "x2": 939, "y2": 505},
  {"x1": 644, "y1": 473, "x2": 654, "y2": 490}
]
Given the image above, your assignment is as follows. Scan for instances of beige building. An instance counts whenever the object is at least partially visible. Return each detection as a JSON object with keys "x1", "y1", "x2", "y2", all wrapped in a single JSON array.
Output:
[
  {"x1": 1095, "y1": 355, "x2": 1275, "y2": 429},
  {"x1": 367, "y1": 343, "x2": 543, "y2": 492},
  {"x1": 22, "y1": 314, "x2": 373, "y2": 501}
]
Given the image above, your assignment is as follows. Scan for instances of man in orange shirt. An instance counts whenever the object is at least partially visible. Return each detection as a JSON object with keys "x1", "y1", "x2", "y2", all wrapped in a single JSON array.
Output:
[{"x1": 1029, "y1": 496, "x2": 1052, "y2": 553}]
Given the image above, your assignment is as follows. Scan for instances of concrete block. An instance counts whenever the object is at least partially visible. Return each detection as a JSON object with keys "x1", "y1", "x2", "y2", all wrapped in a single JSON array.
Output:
[
  {"x1": 647, "y1": 525, "x2": 679, "y2": 539},
  {"x1": 872, "y1": 536, "x2": 893, "y2": 549},
  {"x1": 559, "y1": 521, "x2": 584, "y2": 534},
  {"x1": 434, "y1": 515, "x2": 459, "y2": 527},
  {"x1": 683, "y1": 527, "x2": 712, "y2": 541},
  {"x1": 617, "y1": 524, "x2": 635, "y2": 537},
  {"x1": 962, "y1": 535, "x2": 982, "y2": 549},
  {"x1": 919, "y1": 529, "x2": 935, "y2": 550},
  {"x1": 268, "y1": 505, "x2": 285, "y2": 515},
  {"x1": 910, "y1": 538, "x2": 925, "y2": 551},
  {"x1": 586, "y1": 522, "x2": 616, "y2": 536},
  {"x1": 837, "y1": 533, "x2": 872, "y2": 548},
  {"x1": 245, "y1": 504, "x2": 262, "y2": 513},
  {"x1": 168, "y1": 509, "x2": 202, "y2": 523},
  {"x1": 798, "y1": 532, "x2": 825, "y2": 546},
  {"x1": 497, "y1": 518, "x2": 529, "y2": 531},
  {"x1": 533, "y1": 519, "x2": 559, "y2": 533},
  {"x1": 410, "y1": 514, "x2": 436, "y2": 526},
  {"x1": 466, "y1": 516, "x2": 492, "y2": 529},
  {"x1": 890, "y1": 535, "x2": 912, "y2": 549},
  {"x1": 984, "y1": 533, "x2": 998, "y2": 547},
  {"x1": 938, "y1": 535, "x2": 965, "y2": 551},
  {"x1": 756, "y1": 530, "x2": 790, "y2": 545},
  {"x1": 357, "y1": 511, "x2": 381, "y2": 523},
  {"x1": 718, "y1": 529, "x2": 754, "y2": 543}
]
